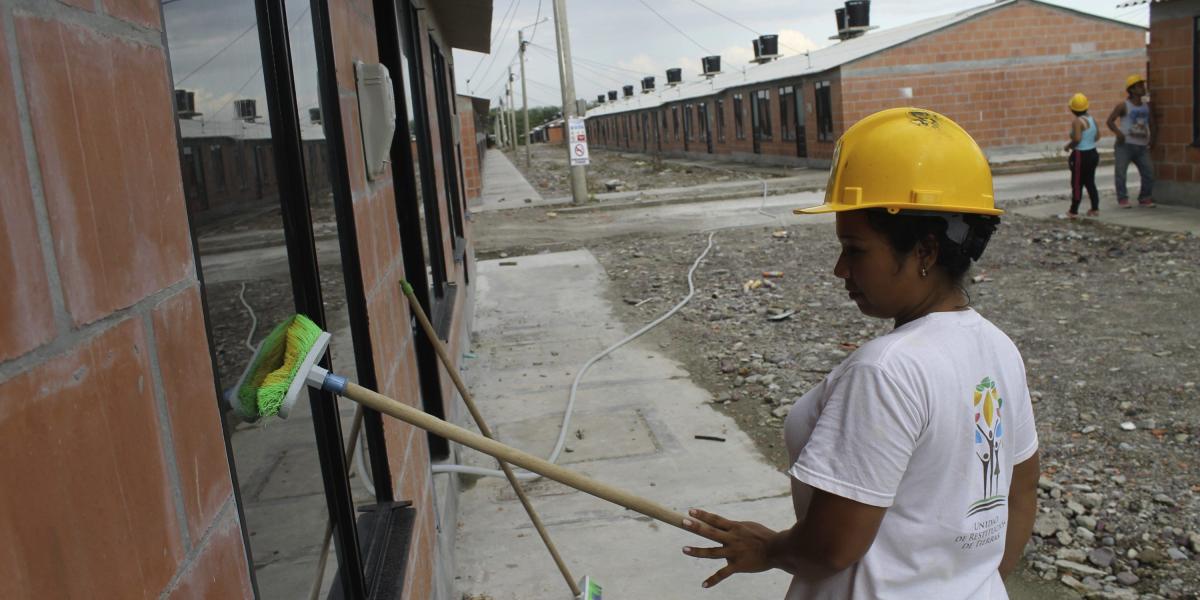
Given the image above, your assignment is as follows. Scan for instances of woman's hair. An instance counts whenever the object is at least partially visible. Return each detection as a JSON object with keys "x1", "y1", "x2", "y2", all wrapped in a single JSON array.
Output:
[
  {"x1": 1072, "y1": 109, "x2": 1088, "y2": 117},
  {"x1": 863, "y1": 209, "x2": 1000, "y2": 286}
]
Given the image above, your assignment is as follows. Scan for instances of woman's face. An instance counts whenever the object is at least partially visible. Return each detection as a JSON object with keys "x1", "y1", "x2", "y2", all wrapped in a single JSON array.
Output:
[{"x1": 833, "y1": 211, "x2": 925, "y2": 320}]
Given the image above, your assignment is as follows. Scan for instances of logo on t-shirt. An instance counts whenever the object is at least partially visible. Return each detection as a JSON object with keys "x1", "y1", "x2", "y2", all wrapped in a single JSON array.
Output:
[{"x1": 967, "y1": 377, "x2": 1006, "y2": 517}]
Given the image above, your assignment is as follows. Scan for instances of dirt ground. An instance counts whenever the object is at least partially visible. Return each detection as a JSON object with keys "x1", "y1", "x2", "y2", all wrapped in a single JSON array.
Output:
[
  {"x1": 505, "y1": 144, "x2": 788, "y2": 198},
  {"x1": 480, "y1": 205, "x2": 1200, "y2": 598}
]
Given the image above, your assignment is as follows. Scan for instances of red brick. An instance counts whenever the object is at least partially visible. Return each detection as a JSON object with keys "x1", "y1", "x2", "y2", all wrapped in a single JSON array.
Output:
[
  {"x1": 0, "y1": 318, "x2": 184, "y2": 599},
  {"x1": 0, "y1": 23, "x2": 55, "y2": 360},
  {"x1": 151, "y1": 287, "x2": 233, "y2": 540},
  {"x1": 164, "y1": 513, "x2": 252, "y2": 600},
  {"x1": 16, "y1": 16, "x2": 192, "y2": 326},
  {"x1": 103, "y1": 0, "x2": 161, "y2": 29}
]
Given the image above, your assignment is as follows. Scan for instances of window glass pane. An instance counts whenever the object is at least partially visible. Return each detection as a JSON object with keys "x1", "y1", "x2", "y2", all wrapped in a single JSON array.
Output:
[
  {"x1": 400, "y1": 6, "x2": 447, "y2": 298},
  {"x1": 163, "y1": 0, "x2": 360, "y2": 595}
]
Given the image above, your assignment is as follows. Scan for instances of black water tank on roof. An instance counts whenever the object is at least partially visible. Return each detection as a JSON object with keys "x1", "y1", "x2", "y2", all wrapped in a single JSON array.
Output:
[
  {"x1": 622, "y1": 85, "x2": 634, "y2": 97},
  {"x1": 758, "y1": 34, "x2": 778, "y2": 56},
  {"x1": 845, "y1": 0, "x2": 870, "y2": 28},
  {"x1": 597, "y1": 94, "x2": 606, "y2": 103},
  {"x1": 608, "y1": 90, "x2": 618, "y2": 100},
  {"x1": 752, "y1": 38, "x2": 762, "y2": 57},
  {"x1": 641, "y1": 76, "x2": 655, "y2": 91},
  {"x1": 666, "y1": 68, "x2": 682, "y2": 84},
  {"x1": 701, "y1": 55, "x2": 721, "y2": 74},
  {"x1": 835, "y1": 7, "x2": 846, "y2": 31}
]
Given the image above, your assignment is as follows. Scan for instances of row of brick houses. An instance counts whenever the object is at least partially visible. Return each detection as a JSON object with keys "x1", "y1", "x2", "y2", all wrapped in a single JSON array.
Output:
[
  {"x1": 585, "y1": 0, "x2": 1147, "y2": 169},
  {"x1": 1, "y1": 0, "x2": 490, "y2": 598}
]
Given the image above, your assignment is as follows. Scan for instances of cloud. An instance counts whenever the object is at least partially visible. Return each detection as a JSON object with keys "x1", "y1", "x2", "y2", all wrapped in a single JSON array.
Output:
[{"x1": 778, "y1": 29, "x2": 822, "y2": 56}]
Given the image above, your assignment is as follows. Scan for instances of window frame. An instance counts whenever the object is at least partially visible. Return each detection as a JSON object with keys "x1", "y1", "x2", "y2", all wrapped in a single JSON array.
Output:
[
  {"x1": 733, "y1": 93, "x2": 745, "y2": 140},
  {"x1": 779, "y1": 85, "x2": 796, "y2": 141},
  {"x1": 1192, "y1": 16, "x2": 1199, "y2": 146},
  {"x1": 672, "y1": 105, "x2": 680, "y2": 141},
  {"x1": 716, "y1": 98, "x2": 725, "y2": 143},
  {"x1": 816, "y1": 80, "x2": 834, "y2": 142},
  {"x1": 754, "y1": 89, "x2": 773, "y2": 140}
]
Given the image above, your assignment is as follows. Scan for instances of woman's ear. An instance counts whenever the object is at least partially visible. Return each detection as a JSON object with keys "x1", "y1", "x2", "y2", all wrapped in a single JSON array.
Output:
[{"x1": 917, "y1": 234, "x2": 940, "y2": 271}]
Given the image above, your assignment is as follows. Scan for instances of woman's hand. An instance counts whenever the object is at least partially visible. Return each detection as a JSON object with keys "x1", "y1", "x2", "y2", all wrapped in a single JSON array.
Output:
[{"x1": 681, "y1": 508, "x2": 783, "y2": 588}]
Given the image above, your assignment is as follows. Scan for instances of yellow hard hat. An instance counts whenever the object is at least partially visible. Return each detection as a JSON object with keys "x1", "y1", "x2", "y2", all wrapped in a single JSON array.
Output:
[
  {"x1": 1069, "y1": 93, "x2": 1089, "y2": 112},
  {"x1": 794, "y1": 107, "x2": 1000, "y2": 216},
  {"x1": 1125, "y1": 74, "x2": 1146, "y2": 90}
]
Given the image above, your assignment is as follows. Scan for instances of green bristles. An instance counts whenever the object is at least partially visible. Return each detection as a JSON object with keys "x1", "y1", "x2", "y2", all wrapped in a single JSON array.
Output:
[{"x1": 236, "y1": 314, "x2": 324, "y2": 418}]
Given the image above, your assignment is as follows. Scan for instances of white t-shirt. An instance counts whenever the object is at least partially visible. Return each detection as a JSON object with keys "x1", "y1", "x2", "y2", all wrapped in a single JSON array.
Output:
[{"x1": 783, "y1": 309, "x2": 1038, "y2": 599}]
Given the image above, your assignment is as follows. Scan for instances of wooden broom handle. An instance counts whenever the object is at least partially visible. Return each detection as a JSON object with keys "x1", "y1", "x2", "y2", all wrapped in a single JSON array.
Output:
[{"x1": 342, "y1": 381, "x2": 691, "y2": 531}]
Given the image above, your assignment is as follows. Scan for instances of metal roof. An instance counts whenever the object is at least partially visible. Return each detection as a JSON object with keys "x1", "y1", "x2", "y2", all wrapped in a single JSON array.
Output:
[{"x1": 586, "y1": 0, "x2": 1140, "y2": 119}]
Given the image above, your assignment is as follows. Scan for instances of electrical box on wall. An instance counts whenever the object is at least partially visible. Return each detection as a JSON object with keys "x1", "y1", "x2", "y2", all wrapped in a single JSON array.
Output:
[{"x1": 354, "y1": 61, "x2": 396, "y2": 181}]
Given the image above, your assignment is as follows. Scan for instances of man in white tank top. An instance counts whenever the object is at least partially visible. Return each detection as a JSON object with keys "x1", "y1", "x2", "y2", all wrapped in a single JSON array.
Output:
[{"x1": 1106, "y1": 74, "x2": 1156, "y2": 208}]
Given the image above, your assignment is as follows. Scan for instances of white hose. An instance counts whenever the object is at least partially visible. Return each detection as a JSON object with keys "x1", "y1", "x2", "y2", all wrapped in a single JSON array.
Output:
[
  {"x1": 353, "y1": 426, "x2": 376, "y2": 497},
  {"x1": 433, "y1": 231, "x2": 717, "y2": 480},
  {"x1": 238, "y1": 283, "x2": 258, "y2": 352}
]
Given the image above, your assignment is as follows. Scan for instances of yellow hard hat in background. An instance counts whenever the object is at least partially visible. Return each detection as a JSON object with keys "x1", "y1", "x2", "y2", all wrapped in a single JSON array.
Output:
[
  {"x1": 1125, "y1": 74, "x2": 1146, "y2": 90},
  {"x1": 1069, "y1": 93, "x2": 1090, "y2": 112},
  {"x1": 795, "y1": 107, "x2": 1001, "y2": 217}
]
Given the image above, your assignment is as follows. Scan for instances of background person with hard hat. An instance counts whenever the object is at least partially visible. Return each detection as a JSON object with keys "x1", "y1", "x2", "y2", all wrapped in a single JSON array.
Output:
[
  {"x1": 1106, "y1": 74, "x2": 1156, "y2": 208},
  {"x1": 1064, "y1": 93, "x2": 1102, "y2": 218},
  {"x1": 682, "y1": 108, "x2": 1040, "y2": 599}
]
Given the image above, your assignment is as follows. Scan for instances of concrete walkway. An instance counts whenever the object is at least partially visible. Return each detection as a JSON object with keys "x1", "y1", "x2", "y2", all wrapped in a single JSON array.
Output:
[
  {"x1": 454, "y1": 251, "x2": 793, "y2": 599},
  {"x1": 474, "y1": 149, "x2": 549, "y2": 211},
  {"x1": 1013, "y1": 201, "x2": 1200, "y2": 235}
]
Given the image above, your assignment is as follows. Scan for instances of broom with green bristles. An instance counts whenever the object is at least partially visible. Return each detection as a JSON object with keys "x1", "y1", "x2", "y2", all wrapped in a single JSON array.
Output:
[{"x1": 236, "y1": 312, "x2": 700, "y2": 599}]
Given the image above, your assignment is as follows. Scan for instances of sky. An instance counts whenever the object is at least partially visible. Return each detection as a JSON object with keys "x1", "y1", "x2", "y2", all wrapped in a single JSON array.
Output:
[
  {"x1": 159, "y1": 0, "x2": 1149, "y2": 128},
  {"x1": 453, "y1": 0, "x2": 1151, "y2": 109}
]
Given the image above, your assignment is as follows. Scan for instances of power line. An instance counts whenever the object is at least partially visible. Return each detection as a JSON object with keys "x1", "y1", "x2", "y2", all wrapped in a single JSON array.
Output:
[
  {"x1": 685, "y1": 0, "x2": 806, "y2": 54},
  {"x1": 209, "y1": 5, "x2": 310, "y2": 118},
  {"x1": 466, "y1": 0, "x2": 518, "y2": 86},
  {"x1": 527, "y1": 42, "x2": 652, "y2": 77},
  {"x1": 173, "y1": 21, "x2": 258, "y2": 86},
  {"x1": 527, "y1": 0, "x2": 544, "y2": 44},
  {"x1": 476, "y1": 49, "x2": 521, "y2": 98},
  {"x1": 473, "y1": 0, "x2": 524, "y2": 92},
  {"x1": 527, "y1": 44, "x2": 624, "y2": 91},
  {"x1": 636, "y1": 0, "x2": 713, "y2": 55}
]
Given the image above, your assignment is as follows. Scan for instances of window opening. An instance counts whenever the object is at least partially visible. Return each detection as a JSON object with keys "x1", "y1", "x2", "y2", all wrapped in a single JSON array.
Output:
[
  {"x1": 733, "y1": 93, "x2": 745, "y2": 140},
  {"x1": 716, "y1": 98, "x2": 725, "y2": 143},
  {"x1": 163, "y1": 0, "x2": 375, "y2": 596},
  {"x1": 755, "y1": 89, "x2": 773, "y2": 140},
  {"x1": 779, "y1": 86, "x2": 796, "y2": 141}
]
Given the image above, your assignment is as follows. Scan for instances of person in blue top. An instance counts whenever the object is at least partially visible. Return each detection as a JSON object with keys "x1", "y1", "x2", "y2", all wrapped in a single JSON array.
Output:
[
  {"x1": 1106, "y1": 74, "x2": 1155, "y2": 208},
  {"x1": 1063, "y1": 93, "x2": 1101, "y2": 218}
]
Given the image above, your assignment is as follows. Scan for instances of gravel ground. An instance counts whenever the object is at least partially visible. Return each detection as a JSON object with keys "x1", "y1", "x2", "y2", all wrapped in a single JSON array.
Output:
[
  {"x1": 505, "y1": 144, "x2": 782, "y2": 197},
  {"x1": 585, "y1": 213, "x2": 1200, "y2": 599}
]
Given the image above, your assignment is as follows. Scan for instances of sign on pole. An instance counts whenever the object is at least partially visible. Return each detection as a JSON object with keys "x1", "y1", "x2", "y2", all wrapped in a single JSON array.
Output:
[{"x1": 568, "y1": 117, "x2": 589, "y2": 166}]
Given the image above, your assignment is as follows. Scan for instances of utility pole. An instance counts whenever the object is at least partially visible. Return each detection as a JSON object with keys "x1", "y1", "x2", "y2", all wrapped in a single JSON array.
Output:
[
  {"x1": 507, "y1": 68, "x2": 519, "y2": 153},
  {"x1": 498, "y1": 98, "x2": 508, "y2": 148},
  {"x1": 551, "y1": 0, "x2": 588, "y2": 204},
  {"x1": 519, "y1": 30, "x2": 531, "y2": 167}
]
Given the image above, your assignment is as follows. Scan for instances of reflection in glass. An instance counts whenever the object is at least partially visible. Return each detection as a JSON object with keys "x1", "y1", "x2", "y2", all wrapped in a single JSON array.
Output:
[{"x1": 163, "y1": 1, "x2": 361, "y2": 596}]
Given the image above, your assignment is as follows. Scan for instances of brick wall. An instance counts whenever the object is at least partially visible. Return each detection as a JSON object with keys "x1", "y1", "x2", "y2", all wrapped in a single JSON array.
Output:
[
  {"x1": 589, "y1": 76, "x2": 840, "y2": 165},
  {"x1": 842, "y1": 0, "x2": 1146, "y2": 151},
  {"x1": 458, "y1": 96, "x2": 482, "y2": 200},
  {"x1": 0, "y1": 1, "x2": 251, "y2": 597},
  {"x1": 1147, "y1": 3, "x2": 1200, "y2": 207},
  {"x1": 326, "y1": 1, "x2": 472, "y2": 596}
]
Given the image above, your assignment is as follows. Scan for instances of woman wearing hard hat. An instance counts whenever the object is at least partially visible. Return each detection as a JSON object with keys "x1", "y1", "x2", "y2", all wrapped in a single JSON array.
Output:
[
  {"x1": 1064, "y1": 93, "x2": 1101, "y2": 218},
  {"x1": 683, "y1": 108, "x2": 1040, "y2": 599}
]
